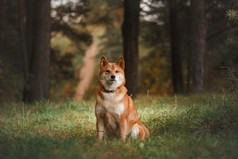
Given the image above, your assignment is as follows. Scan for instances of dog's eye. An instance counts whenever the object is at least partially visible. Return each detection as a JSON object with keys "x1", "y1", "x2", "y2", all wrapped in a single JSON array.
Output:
[
  {"x1": 106, "y1": 70, "x2": 110, "y2": 73},
  {"x1": 115, "y1": 70, "x2": 119, "y2": 73}
]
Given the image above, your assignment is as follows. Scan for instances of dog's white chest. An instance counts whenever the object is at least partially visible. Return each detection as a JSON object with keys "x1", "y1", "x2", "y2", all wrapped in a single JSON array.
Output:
[
  {"x1": 96, "y1": 93, "x2": 125, "y2": 116},
  {"x1": 106, "y1": 102, "x2": 124, "y2": 115}
]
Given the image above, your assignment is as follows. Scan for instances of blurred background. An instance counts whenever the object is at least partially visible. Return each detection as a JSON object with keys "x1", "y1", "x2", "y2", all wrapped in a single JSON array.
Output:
[{"x1": 0, "y1": 0, "x2": 238, "y2": 102}]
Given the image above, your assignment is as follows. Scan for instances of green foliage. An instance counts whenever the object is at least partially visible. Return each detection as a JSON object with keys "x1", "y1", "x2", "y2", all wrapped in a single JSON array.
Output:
[
  {"x1": 139, "y1": 19, "x2": 173, "y2": 95},
  {"x1": 139, "y1": 1, "x2": 189, "y2": 94},
  {"x1": 50, "y1": 33, "x2": 84, "y2": 99},
  {"x1": 50, "y1": 0, "x2": 95, "y2": 99},
  {"x1": 227, "y1": 9, "x2": 238, "y2": 21},
  {"x1": 225, "y1": 3, "x2": 238, "y2": 50},
  {"x1": 0, "y1": 94, "x2": 237, "y2": 159},
  {"x1": 2, "y1": 0, "x2": 238, "y2": 101},
  {"x1": 139, "y1": 51, "x2": 172, "y2": 95},
  {"x1": 99, "y1": 26, "x2": 123, "y2": 60},
  {"x1": 50, "y1": 47, "x2": 76, "y2": 98},
  {"x1": 89, "y1": 0, "x2": 124, "y2": 61},
  {"x1": 50, "y1": 0, "x2": 124, "y2": 99},
  {"x1": 140, "y1": 0, "x2": 238, "y2": 93},
  {"x1": 85, "y1": 0, "x2": 123, "y2": 25}
]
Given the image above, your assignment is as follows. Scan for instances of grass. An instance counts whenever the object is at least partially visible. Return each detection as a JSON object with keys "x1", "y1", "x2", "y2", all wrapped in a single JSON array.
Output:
[{"x1": 0, "y1": 94, "x2": 237, "y2": 159}]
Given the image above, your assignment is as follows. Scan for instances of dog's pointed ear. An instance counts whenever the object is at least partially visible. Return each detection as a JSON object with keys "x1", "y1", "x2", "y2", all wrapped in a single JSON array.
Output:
[
  {"x1": 116, "y1": 57, "x2": 125, "y2": 70},
  {"x1": 100, "y1": 56, "x2": 109, "y2": 68}
]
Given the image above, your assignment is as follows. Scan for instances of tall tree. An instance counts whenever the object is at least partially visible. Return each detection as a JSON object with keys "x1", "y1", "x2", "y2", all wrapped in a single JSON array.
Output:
[
  {"x1": 0, "y1": 0, "x2": 26, "y2": 101},
  {"x1": 188, "y1": 0, "x2": 206, "y2": 93},
  {"x1": 122, "y1": 0, "x2": 140, "y2": 97},
  {"x1": 23, "y1": 0, "x2": 51, "y2": 102},
  {"x1": 168, "y1": 0, "x2": 184, "y2": 93}
]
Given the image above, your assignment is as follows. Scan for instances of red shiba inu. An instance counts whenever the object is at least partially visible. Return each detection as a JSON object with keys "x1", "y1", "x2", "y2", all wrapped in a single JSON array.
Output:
[{"x1": 95, "y1": 56, "x2": 149, "y2": 141}]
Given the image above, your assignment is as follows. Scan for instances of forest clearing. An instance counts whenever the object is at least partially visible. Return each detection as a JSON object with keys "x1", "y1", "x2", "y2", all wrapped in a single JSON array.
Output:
[
  {"x1": 1, "y1": 0, "x2": 238, "y2": 158},
  {"x1": 0, "y1": 94, "x2": 237, "y2": 159}
]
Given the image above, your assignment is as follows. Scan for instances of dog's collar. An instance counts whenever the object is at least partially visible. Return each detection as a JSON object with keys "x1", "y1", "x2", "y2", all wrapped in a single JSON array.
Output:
[{"x1": 100, "y1": 87, "x2": 117, "y2": 93}]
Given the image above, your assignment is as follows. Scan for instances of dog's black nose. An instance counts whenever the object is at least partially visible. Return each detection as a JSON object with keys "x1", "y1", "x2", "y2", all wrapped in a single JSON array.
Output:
[{"x1": 111, "y1": 75, "x2": 116, "y2": 79}]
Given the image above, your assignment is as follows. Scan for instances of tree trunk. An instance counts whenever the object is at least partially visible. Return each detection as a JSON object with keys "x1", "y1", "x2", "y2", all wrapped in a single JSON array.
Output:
[
  {"x1": 0, "y1": 0, "x2": 7, "y2": 44},
  {"x1": 188, "y1": 0, "x2": 206, "y2": 93},
  {"x1": 168, "y1": 0, "x2": 184, "y2": 94},
  {"x1": 122, "y1": 0, "x2": 140, "y2": 97},
  {"x1": 0, "y1": 0, "x2": 25, "y2": 101},
  {"x1": 23, "y1": 0, "x2": 51, "y2": 102}
]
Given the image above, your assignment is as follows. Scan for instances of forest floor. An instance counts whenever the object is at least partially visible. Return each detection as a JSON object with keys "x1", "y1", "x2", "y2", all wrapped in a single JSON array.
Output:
[{"x1": 0, "y1": 93, "x2": 237, "y2": 159}]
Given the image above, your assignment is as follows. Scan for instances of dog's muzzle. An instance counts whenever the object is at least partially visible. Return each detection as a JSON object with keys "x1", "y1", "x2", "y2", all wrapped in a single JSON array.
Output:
[{"x1": 109, "y1": 75, "x2": 116, "y2": 82}]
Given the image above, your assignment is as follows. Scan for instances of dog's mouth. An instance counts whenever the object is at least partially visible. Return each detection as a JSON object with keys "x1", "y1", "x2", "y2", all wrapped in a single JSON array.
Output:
[
  {"x1": 109, "y1": 79, "x2": 116, "y2": 81},
  {"x1": 106, "y1": 79, "x2": 116, "y2": 84}
]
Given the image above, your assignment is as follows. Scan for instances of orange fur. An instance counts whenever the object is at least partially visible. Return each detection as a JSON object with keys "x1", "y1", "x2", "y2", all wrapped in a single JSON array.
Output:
[{"x1": 95, "y1": 56, "x2": 150, "y2": 141}]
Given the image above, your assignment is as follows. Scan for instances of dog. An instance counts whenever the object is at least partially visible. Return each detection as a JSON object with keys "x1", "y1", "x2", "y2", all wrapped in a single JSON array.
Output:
[{"x1": 95, "y1": 56, "x2": 149, "y2": 141}]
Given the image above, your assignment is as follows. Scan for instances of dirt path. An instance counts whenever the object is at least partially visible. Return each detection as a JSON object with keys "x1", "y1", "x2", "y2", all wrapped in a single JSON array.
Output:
[{"x1": 73, "y1": 39, "x2": 100, "y2": 102}]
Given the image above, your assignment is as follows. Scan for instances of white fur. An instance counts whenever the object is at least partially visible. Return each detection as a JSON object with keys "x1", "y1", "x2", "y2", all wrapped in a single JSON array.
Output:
[
  {"x1": 131, "y1": 123, "x2": 139, "y2": 139},
  {"x1": 96, "y1": 93, "x2": 125, "y2": 116},
  {"x1": 104, "y1": 101, "x2": 125, "y2": 116},
  {"x1": 108, "y1": 103, "x2": 124, "y2": 115},
  {"x1": 100, "y1": 72, "x2": 125, "y2": 91},
  {"x1": 103, "y1": 91, "x2": 124, "y2": 101}
]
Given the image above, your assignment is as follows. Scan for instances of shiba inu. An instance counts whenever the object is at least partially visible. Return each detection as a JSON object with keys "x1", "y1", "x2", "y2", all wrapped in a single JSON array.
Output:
[{"x1": 95, "y1": 56, "x2": 149, "y2": 141}]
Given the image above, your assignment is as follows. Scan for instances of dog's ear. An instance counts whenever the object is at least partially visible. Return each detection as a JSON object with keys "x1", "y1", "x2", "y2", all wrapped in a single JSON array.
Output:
[
  {"x1": 116, "y1": 57, "x2": 125, "y2": 70},
  {"x1": 100, "y1": 56, "x2": 109, "y2": 68}
]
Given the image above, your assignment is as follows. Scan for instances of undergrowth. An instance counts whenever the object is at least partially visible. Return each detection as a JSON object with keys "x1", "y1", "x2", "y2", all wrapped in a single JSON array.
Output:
[{"x1": 0, "y1": 93, "x2": 237, "y2": 159}]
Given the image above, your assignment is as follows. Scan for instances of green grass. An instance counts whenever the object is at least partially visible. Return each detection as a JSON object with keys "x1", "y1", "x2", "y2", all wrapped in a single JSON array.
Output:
[{"x1": 0, "y1": 94, "x2": 238, "y2": 159}]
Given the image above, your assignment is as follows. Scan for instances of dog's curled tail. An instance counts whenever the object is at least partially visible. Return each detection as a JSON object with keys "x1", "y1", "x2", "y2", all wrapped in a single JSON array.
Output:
[
  {"x1": 141, "y1": 123, "x2": 150, "y2": 138},
  {"x1": 138, "y1": 123, "x2": 150, "y2": 139}
]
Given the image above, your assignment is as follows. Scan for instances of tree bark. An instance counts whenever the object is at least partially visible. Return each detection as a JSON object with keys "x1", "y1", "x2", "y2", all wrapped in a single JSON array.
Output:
[
  {"x1": 0, "y1": 0, "x2": 7, "y2": 43},
  {"x1": 122, "y1": 0, "x2": 140, "y2": 97},
  {"x1": 168, "y1": 0, "x2": 184, "y2": 94},
  {"x1": 188, "y1": 0, "x2": 206, "y2": 93},
  {"x1": 0, "y1": 0, "x2": 25, "y2": 101},
  {"x1": 23, "y1": 0, "x2": 51, "y2": 102}
]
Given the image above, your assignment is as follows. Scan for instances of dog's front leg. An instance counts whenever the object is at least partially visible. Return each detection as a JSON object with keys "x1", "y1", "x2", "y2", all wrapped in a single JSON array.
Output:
[
  {"x1": 120, "y1": 117, "x2": 127, "y2": 141},
  {"x1": 96, "y1": 119, "x2": 104, "y2": 141}
]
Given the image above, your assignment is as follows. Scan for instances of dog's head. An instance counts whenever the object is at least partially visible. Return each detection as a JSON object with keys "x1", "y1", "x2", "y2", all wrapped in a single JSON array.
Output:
[{"x1": 98, "y1": 56, "x2": 125, "y2": 91}]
